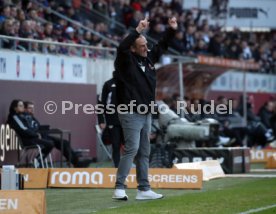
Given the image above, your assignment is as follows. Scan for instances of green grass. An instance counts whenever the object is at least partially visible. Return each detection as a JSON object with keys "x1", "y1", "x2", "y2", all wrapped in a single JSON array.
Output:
[{"x1": 46, "y1": 177, "x2": 276, "y2": 214}]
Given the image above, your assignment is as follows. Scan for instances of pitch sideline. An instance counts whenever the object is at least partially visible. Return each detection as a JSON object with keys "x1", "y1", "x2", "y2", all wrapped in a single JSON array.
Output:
[{"x1": 238, "y1": 204, "x2": 276, "y2": 214}]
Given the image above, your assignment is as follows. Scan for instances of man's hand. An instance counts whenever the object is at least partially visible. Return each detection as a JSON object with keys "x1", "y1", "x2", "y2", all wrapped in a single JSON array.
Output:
[
  {"x1": 136, "y1": 16, "x2": 150, "y2": 34},
  {"x1": 168, "y1": 17, "x2": 178, "y2": 30}
]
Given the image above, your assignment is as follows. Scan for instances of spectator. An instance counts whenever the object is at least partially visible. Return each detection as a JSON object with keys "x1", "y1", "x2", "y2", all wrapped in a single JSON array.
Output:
[
  {"x1": 0, "y1": 0, "x2": 275, "y2": 73},
  {"x1": 81, "y1": 30, "x2": 92, "y2": 45},
  {"x1": 194, "y1": 39, "x2": 208, "y2": 55},
  {"x1": 216, "y1": 96, "x2": 246, "y2": 147},
  {"x1": 170, "y1": 29, "x2": 186, "y2": 54},
  {"x1": 148, "y1": 22, "x2": 164, "y2": 41},
  {"x1": 93, "y1": 0, "x2": 109, "y2": 17},
  {"x1": 128, "y1": 10, "x2": 143, "y2": 29},
  {"x1": 238, "y1": 96, "x2": 275, "y2": 147},
  {"x1": 16, "y1": 8, "x2": 26, "y2": 22},
  {"x1": 0, "y1": 19, "x2": 15, "y2": 48},
  {"x1": 226, "y1": 40, "x2": 241, "y2": 59},
  {"x1": 0, "y1": 5, "x2": 11, "y2": 24},
  {"x1": 52, "y1": 24, "x2": 64, "y2": 42},
  {"x1": 19, "y1": 20, "x2": 33, "y2": 38},
  {"x1": 201, "y1": 23, "x2": 211, "y2": 44},
  {"x1": 64, "y1": 26, "x2": 76, "y2": 42},
  {"x1": 240, "y1": 41, "x2": 253, "y2": 60},
  {"x1": 258, "y1": 100, "x2": 274, "y2": 129},
  {"x1": 43, "y1": 22, "x2": 53, "y2": 39},
  {"x1": 13, "y1": 20, "x2": 20, "y2": 36},
  {"x1": 66, "y1": 7, "x2": 81, "y2": 22},
  {"x1": 183, "y1": 24, "x2": 196, "y2": 54},
  {"x1": 208, "y1": 33, "x2": 223, "y2": 57},
  {"x1": 10, "y1": 4, "x2": 17, "y2": 19}
]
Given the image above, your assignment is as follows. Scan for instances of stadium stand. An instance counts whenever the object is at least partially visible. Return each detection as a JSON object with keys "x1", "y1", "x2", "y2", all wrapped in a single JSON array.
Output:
[{"x1": 0, "y1": 0, "x2": 275, "y2": 73}]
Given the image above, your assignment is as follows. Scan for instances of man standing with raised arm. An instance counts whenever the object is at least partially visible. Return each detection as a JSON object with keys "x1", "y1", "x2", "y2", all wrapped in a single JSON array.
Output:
[{"x1": 113, "y1": 16, "x2": 178, "y2": 200}]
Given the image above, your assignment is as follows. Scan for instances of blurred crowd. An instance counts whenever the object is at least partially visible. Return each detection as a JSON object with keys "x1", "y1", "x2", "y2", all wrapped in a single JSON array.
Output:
[
  {"x1": 163, "y1": 94, "x2": 276, "y2": 148},
  {"x1": 0, "y1": 0, "x2": 116, "y2": 56},
  {"x1": 0, "y1": 0, "x2": 275, "y2": 73}
]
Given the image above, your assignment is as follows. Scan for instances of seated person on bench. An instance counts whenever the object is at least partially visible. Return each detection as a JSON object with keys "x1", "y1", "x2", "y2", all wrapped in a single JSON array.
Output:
[
  {"x1": 7, "y1": 99, "x2": 92, "y2": 167},
  {"x1": 7, "y1": 99, "x2": 54, "y2": 165},
  {"x1": 23, "y1": 101, "x2": 93, "y2": 168}
]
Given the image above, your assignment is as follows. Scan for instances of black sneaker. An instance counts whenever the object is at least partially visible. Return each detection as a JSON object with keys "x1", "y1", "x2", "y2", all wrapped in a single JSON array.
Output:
[{"x1": 74, "y1": 159, "x2": 93, "y2": 168}]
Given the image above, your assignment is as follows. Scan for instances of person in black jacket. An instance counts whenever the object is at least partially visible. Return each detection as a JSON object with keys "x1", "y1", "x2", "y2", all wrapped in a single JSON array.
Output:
[
  {"x1": 98, "y1": 73, "x2": 124, "y2": 167},
  {"x1": 7, "y1": 99, "x2": 54, "y2": 163},
  {"x1": 112, "y1": 16, "x2": 178, "y2": 201},
  {"x1": 258, "y1": 101, "x2": 274, "y2": 129},
  {"x1": 23, "y1": 101, "x2": 92, "y2": 168},
  {"x1": 237, "y1": 96, "x2": 275, "y2": 147}
]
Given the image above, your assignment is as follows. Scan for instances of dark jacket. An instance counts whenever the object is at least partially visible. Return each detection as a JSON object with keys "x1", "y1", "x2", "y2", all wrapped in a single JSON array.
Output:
[
  {"x1": 258, "y1": 106, "x2": 273, "y2": 129},
  {"x1": 98, "y1": 77, "x2": 120, "y2": 126},
  {"x1": 114, "y1": 28, "x2": 176, "y2": 112},
  {"x1": 7, "y1": 113, "x2": 39, "y2": 139},
  {"x1": 23, "y1": 112, "x2": 41, "y2": 132}
]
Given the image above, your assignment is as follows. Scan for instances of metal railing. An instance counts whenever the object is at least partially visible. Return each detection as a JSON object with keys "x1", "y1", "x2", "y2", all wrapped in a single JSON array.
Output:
[
  {"x1": 78, "y1": 1, "x2": 181, "y2": 55},
  {"x1": 79, "y1": 2, "x2": 127, "y2": 36},
  {"x1": 19, "y1": 0, "x2": 182, "y2": 57},
  {"x1": 0, "y1": 35, "x2": 117, "y2": 59},
  {"x1": 31, "y1": 0, "x2": 119, "y2": 47}
]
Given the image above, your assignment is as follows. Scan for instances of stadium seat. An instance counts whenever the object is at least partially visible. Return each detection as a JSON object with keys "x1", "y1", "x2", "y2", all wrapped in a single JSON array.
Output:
[{"x1": 16, "y1": 134, "x2": 53, "y2": 168}]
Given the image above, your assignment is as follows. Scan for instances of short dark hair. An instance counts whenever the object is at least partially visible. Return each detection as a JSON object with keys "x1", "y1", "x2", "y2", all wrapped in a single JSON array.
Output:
[
  {"x1": 217, "y1": 96, "x2": 226, "y2": 101},
  {"x1": 24, "y1": 101, "x2": 34, "y2": 109}
]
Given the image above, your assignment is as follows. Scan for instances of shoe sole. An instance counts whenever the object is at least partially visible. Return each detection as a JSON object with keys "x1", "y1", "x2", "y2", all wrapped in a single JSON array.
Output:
[
  {"x1": 136, "y1": 196, "x2": 164, "y2": 200},
  {"x1": 112, "y1": 196, "x2": 128, "y2": 201}
]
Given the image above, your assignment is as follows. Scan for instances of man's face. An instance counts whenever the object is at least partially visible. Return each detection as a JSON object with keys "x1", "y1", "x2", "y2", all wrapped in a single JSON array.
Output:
[
  {"x1": 267, "y1": 101, "x2": 274, "y2": 112},
  {"x1": 131, "y1": 36, "x2": 148, "y2": 57},
  {"x1": 26, "y1": 104, "x2": 35, "y2": 115}
]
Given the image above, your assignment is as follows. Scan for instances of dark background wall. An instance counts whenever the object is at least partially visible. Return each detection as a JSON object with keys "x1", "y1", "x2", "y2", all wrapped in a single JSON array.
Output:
[{"x1": 0, "y1": 80, "x2": 97, "y2": 165}]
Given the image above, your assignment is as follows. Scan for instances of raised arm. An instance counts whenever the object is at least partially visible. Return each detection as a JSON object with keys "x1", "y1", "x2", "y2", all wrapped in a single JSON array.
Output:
[
  {"x1": 117, "y1": 17, "x2": 150, "y2": 53},
  {"x1": 115, "y1": 17, "x2": 150, "y2": 72}
]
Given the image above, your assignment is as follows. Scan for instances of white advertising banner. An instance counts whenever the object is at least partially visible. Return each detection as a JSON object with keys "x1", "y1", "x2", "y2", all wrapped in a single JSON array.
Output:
[
  {"x1": 210, "y1": 70, "x2": 276, "y2": 93},
  {"x1": 183, "y1": 0, "x2": 276, "y2": 29},
  {"x1": 0, "y1": 50, "x2": 87, "y2": 84},
  {"x1": 87, "y1": 58, "x2": 114, "y2": 93}
]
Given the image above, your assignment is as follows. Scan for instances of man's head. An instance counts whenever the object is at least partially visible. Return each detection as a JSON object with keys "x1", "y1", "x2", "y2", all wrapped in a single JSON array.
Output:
[
  {"x1": 24, "y1": 101, "x2": 35, "y2": 115},
  {"x1": 131, "y1": 35, "x2": 148, "y2": 58},
  {"x1": 217, "y1": 96, "x2": 228, "y2": 105},
  {"x1": 266, "y1": 101, "x2": 274, "y2": 112}
]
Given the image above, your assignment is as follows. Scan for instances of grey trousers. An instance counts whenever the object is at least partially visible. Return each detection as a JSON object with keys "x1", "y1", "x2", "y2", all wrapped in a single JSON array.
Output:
[{"x1": 115, "y1": 113, "x2": 151, "y2": 191}]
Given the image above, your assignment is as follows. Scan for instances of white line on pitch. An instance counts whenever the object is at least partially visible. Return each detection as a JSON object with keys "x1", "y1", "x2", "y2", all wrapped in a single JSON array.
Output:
[
  {"x1": 239, "y1": 204, "x2": 276, "y2": 214},
  {"x1": 226, "y1": 174, "x2": 276, "y2": 178}
]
